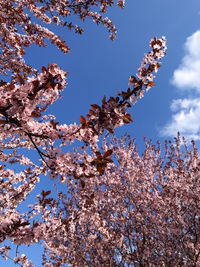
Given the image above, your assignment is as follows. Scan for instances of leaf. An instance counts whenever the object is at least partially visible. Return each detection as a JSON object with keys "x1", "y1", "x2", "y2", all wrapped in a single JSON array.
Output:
[
  {"x1": 104, "y1": 158, "x2": 113, "y2": 163},
  {"x1": 0, "y1": 165, "x2": 5, "y2": 170},
  {"x1": 32, "y1": 80, "x2": 39, "y2": 91},
  {"x1": 91, "y1": 104, "x2": 101, "y2": 111},
  {"x1": 146, "y1": 81, "x2": 155, "y2": 89},
  {"x1": 42, "y1": 66, "x2": 47, "y2": 73},
  {"x1": 95, "y1": 151, "x2": 102, "y2": 159},
  {"x1": 0, "y1": 15, "x2": 6, "y2": 23},
  {"x1": 41, "y1": 190, "x2": 51, "y2": 199},
  {"x1": 45, "y1": 191, "x2": 51, "y2": 197},
  {"x1": 45, "y1": 198, "x2": 53, "y2": 204},
  {"x1": 50, "y1": 120, "x2": 59, "y2": 129},
  {"x1": 107, "y1": 128, "x2": 114, "y2": 134},
  {"x1": 122, "y1": 114, "x2": 133, "y2": 124},
  {"x1": 33, "y1": 220, "x2": 39, "y2": 228},
  {"x1": 26, "y1": 167, "x2": 32, "y2": 174},
  {"x1": 40, "y1": 40, "x2": 46, "y2": 47},
  {"x1": 102, "y1": 95, "x2": 106, "y2": 105},
  {"x1": 19, "y1": 221, "x2": 30, "y2": 227},
  {"x1": 103, "y1": 149, "x2": 113, "y2": 158},
  {"x1": 88, "y1": 109, "x2": 96, "y2": 116},
  {"x1": 98, "y1": 167, "x2": 105, "y2": 176},
  {"x1": 121, "y1": 88, "x2": 132, "y2": 99},
  {"x1": 45, "y1": 82, "x2": 53, "y2": 89},
  {"x1": 109, "y1": 97, "x2": 116, "y2": 102},
  {"x1": 0, "y1": 120, "x2": 7, "y2": 125},
  {"x1": 5, "y1": 84, "x2": 15, "y2": 91},
  {"x1": 8, "y1": 159, "x2": 18, "y2": 164},
  {"x1": 90, "y1": 193, "x2": 95, "y2": 199},
  {"x1": 17, "y1": 74, "x2": 25, "y2": 85},
  {"x1": 80, "y1": 179, "x2": 85, "y2": 188},
  {"x1": 0, "y1": 80, "x2": 7, "y2": 86},
  {"x1": 31, "y1": 110, "x2": 41, "y2": 118},
  {"x1": 80, "y1": 115, "x2": 86, "y2": 126},
  {"x1": 124, "y1": 101, "x2": 132, "y2": 108}
]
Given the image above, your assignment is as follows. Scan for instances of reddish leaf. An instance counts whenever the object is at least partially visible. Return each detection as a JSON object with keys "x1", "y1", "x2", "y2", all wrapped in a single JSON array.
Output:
[
  {"x1": 33, "y1": 220, "x2": 39, "y2": 228},
  {"x1": 98, "y1": 167, "x2": 105, "y2": 176},
  {"x1": 0, "y1": 15, "x2": 6, "y2": 23},
  {"x1": 0, "y1": 165, "x2": 5, "y2": 170},
  {"x1": 45, "y1": 198, "x2": 53, "y2": 204},
  {"x1": 5, "y1": 84, "x2": 15, "y2": 91},
  {"x1": 26, "y1": 167, "x2": 32, "y2": 174},
  {"x1": 45, "y1": 191, "x2": 51, "y2": 196},
  {"x1": 31, "y1": 110, "x2": 41, "y2": 118},
  {"x1": 0, "y1": 80, "x2": 7, "y2": 86},
  {"x1": 146, "y1": 81, "x2": 155, "y2": 88},
  {"x1": 50, "y1": 120, "x2": 59, "y2": 129},
  {"x1": 8, "y1": 159, "x2": 18, "y2": 164},
  {"x1": 90, "y1": 193, "x2": 95, "y2": 199},
  {"x1": 124, "y1": 102, "x2": 132, "y2": 108},
  {"x1": 32, "y1": 80, "x2": 39, "y2": 91},
  {"x1": 102, "y1": 95, "x2": 106, "y2": 105},
  {"x1": 0, "y1": 120, "x2": 7, "y2": 125},
  {"x1": 103, "y1": 149, "x2": 113, "y2": 158},
  {"x1": 88, "y1": 109, "x2": 96, "y2": 116},
  {"x1": 91, "y1": 104, "x2": 101, "y2": 111},
  {"x1": 80, "y1": 179, "x2": 85, "y2": 188},
  {"x1": 80, "y1": 115, "x2": 86, "y2": 126},
  {"x1": 41, "y1": 190, "x2": 51, "y2": 198},
  {"x1": 42, "y1": 66, "x2": 47, "y2": 73},
  {"x1": 17, "y1": 74, "x2": 25, "y2": 85},
  {"x1": 95, "y1": 151, "x2": 102, "y2": 159},
  {"x1": 19, "y1": 222, "x2": 30, "y2": 227},
  {"x1": 104, "y1": 158, "x2": 113, "y2": 163},
  {"x1": 123, "y1": 114, "x2": 133, "y2": 124}
]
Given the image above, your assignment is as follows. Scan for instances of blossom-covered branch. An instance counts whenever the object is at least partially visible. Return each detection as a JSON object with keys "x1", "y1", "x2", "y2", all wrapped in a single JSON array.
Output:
[
  {"x1": 39, "y1": 134, "x2": 200, "y2": 266},
  {"x1": 0, "y1": 0, "x2": 124, "y2": 78},
  {"x1": 78, "y1": 36, "x2": 167, "y2": 137},
  {"x1": 0, "y1": 1, "x2": 169, "y2": 266}
]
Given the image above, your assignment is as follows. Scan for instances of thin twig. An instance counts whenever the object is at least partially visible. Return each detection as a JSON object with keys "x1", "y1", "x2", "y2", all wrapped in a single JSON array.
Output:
[{"x1": 0, "y1": 251, "x2": 23, "y2": 267}]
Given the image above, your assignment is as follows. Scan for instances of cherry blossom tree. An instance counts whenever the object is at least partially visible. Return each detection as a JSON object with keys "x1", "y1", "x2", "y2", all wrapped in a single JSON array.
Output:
[
  {"x1": 40, "y1": 134, "x2": 200, "y2": 266},
  {"x1": 0, "y1": 0, "x2": 168, "y2": 266}
]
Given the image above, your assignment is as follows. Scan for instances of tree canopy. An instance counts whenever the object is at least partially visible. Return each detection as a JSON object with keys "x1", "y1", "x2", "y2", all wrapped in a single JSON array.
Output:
[{"x1": 5, "y1": 1, "x2": 200, "y2": 267}]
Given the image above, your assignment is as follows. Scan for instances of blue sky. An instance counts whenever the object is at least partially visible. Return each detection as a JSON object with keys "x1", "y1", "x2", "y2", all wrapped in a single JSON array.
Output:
[
  {"x1": 2, "y1": 0, "x2": 200, "y2": 266},
  {"x1": 22, "y1": 0, "x2": 200, "y2": 146}
]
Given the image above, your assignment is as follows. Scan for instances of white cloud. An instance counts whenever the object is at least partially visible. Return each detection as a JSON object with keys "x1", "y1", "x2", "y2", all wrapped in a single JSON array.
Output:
[
  {"x1": 161, "y1": 30, "x2": 200, "y2": 140},
  {"x1": 160, "y1": 98, "x2": 200, "y2": 140},
  {"x1": 172, "y1": 30, "x2": 200, "y2": 92}
]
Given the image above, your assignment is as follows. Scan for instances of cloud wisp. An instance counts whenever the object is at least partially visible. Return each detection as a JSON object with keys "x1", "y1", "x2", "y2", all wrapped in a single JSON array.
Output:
[
  {"x1": 161, "y1": 30, "x2": 200, "y2": 140},
  {"x1": 172, "y1": 31, "x2": 200, "y2": 92}
]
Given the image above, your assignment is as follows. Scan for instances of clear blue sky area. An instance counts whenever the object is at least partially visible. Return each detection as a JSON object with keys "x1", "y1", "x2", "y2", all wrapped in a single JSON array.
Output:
[{"x1": 2, "y1": 0, "x2": 200, "y2": 266}]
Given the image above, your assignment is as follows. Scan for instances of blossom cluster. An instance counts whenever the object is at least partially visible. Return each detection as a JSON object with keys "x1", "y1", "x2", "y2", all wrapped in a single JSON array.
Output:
[
  {"x1": 0, "y1": 0, "x2": 124, "y2": 78},
  {"x1": 40, "y1": 135, "x2": 200, "y2": 266},
  {"x1": 0, "y1": 1, "x2": 170, "y2": 266}
]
